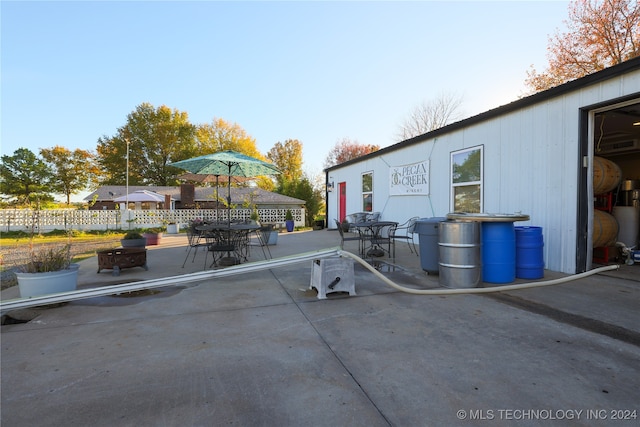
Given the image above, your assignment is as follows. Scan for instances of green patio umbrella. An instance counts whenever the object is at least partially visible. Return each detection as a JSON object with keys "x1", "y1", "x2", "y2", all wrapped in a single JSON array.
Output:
[{"x1": 169, "y1": 150, "x2": 281, "y2": 222}]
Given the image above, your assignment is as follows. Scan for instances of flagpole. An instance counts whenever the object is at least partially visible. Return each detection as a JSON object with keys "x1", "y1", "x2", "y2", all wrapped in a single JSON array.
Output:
[{"x1": 126, "y1": 138, "x2": 130, "y2": 208}]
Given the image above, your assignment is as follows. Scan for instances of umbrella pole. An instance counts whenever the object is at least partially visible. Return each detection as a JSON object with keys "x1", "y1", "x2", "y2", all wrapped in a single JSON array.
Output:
[
  {"x1": 227, "y1": 163, "x2": 232, "y2": 226},
  {"x1": 215, "y1": 175, "x2": 219, "y2": 222}
]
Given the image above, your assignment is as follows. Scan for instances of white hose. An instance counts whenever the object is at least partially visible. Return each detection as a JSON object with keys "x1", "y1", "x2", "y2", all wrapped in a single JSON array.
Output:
[{"x1": 338, "y1": 250, "x2": 620, "y2": 295}]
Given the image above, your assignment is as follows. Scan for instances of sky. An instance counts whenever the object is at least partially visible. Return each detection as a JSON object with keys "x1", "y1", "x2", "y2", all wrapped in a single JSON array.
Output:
[{"x1": 2, "y1": 0, "x2": 570, "y2": 197}]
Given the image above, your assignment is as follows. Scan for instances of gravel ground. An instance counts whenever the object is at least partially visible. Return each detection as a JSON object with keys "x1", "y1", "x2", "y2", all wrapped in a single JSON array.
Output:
[{"x1": 1, "y1": 238, "x2": 121, "y2": 290}]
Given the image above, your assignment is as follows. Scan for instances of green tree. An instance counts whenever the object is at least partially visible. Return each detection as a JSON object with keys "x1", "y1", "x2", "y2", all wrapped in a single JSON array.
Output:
[
  {"x1": 279, "y1": 175, "x2": 324, "y2": 227},
  {"x1": 526, "y1": 0, "x2": 640, "y2": 93},
  {"x1": 267, "y1": 139, "x2": 304, "y2": 187},
  {"x1": 0, "y1": 148, "x2": 52, "y2": 206},
  {"x1": 40, "y1": 146, "x2": 99, "y2": 205},
  {"x1": 96, "y1": 103, "x2": 197, "y2": 186}
]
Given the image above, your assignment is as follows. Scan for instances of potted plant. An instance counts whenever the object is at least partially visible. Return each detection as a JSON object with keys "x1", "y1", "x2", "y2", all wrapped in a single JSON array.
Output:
[
  {"x1": 313, "y1": 215, "x2": 325, "y2": 230},
  {"x1": 166, "y1": 222, "x2": 179, "y2": 234},
  {"x1": 142, "y1": 226, "x2": 165, "y2": 246},
  {"x1": 285, "y1": 209, "x2": 295, "y2": 232},
  {"x1": 250, "y1": 209, "x2": 260, "y2": 225},
  {"x1": 15, "y1": 244, "x2": 79, "y2": 298},
  {"x1": 121, "y1": 230, "x2": 146, "y2": 248}
]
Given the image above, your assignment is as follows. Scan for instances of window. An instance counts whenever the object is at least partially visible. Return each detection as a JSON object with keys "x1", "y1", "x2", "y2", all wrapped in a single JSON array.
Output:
[
  {"x1": 451, "y1": 146, "x2": 483, "y2": 213},
  {"x1": 362, "y1": 172, "x2": 373, "y2": 212}
]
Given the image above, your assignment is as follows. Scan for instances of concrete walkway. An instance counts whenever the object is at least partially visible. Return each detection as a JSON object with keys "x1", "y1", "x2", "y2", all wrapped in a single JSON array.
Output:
[{"x1": 1, "y1": 229, "x2": 639, "y2": 426}]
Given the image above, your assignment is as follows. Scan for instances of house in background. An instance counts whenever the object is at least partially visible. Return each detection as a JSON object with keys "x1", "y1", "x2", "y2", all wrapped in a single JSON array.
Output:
[{"x1": 85, "y1": 184, "x2": 305, "y2": 212}]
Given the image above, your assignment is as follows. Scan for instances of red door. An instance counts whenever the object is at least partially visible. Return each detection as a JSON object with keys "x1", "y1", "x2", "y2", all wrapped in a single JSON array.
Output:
[{"x1": 339, "y1": 182, "x2": 347, "y2": 222}]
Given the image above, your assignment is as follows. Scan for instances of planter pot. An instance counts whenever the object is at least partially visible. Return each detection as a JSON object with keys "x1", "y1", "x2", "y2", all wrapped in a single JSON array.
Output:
[
  {"x1": 313, "y1": 220, "x2": 325, "y2": 230},
  {"x1": 259, "y1": 224, "x2": 278, "y2": 245},
  {"x1": 262, "y1": 230, "x2": 278, "y2": 245},
  {"x1": 285, "y1": 220, "x2": 295, "y2": 232},
  {"x1": 121, "y1": 238, "x2": 146, "y2": 248},
  {"x1": 16, "y1": 265, "x2": 79, "y2": 298},
  {"x1": 167, "y1": 223, "x2": 179, "y2": 234},
  {"x1": 143, "y1": 233, "x2": 163, "y2": 246},
  {"x1": 269, "y1": 231, "x2": 279, "y2": 245}
]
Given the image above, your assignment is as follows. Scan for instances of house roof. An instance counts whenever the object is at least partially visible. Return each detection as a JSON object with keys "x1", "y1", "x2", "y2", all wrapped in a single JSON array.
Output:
[
  {"x1": 85, "y1": 185, "x2": 305, "y2": 205},
  {"x1": 112, "y1": 190, "x2": 171, "y2": 203},
  {"x1": 325, "y1": 56, "x2": 640, "y2": 172}
]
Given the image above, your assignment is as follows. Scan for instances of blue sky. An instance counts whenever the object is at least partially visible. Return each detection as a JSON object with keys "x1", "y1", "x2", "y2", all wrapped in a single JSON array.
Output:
[{"x1": 2, "y1": 0, "x2": 569, "y2": 186}]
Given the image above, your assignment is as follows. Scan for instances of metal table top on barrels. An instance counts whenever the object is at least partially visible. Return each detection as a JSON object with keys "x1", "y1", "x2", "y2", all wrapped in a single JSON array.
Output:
[{"x1": 441, "y1": 213, "x2": 532, "y2": 288}]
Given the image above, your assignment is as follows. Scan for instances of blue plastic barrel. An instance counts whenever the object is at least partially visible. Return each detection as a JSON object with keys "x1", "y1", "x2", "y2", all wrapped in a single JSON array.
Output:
[
  {"x1": 481, "y1": 222, "x2": 516, "y2": 284},
  {"x1": 515, "y1": 226, "x2": 544, "y2": 279}
]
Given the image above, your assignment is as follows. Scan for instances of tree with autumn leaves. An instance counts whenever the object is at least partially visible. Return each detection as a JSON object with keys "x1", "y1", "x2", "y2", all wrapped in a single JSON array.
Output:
[
  {"x1": 526, "y1": 0, "x2": 639, "y2": 93},
  {"x1": 40, "y1": 146, "x2": 100, "y2": 205},
  {"x1": 96, "y1": 103, "x2": 198, "y2": 187},
  {"x1": 323, "y1": 138, "x2": 381, "y2": 169}
]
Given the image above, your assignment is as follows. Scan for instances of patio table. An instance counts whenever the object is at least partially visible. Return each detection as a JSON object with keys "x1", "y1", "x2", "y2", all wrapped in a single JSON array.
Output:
[
  {"x1": 198, "y1": 223, "x2": 261, "y2": 267},
  {"x1": 352, "y1": 221, "x2": 398, "y2": 259}
]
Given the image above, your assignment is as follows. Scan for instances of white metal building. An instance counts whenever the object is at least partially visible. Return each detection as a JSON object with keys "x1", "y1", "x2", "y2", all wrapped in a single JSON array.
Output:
[{"x1": 325, "y1": 58, "x2": 640, "y2": 274}]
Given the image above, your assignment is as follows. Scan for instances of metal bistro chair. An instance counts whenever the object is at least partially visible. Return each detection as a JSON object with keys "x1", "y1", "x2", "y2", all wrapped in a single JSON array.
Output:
[
  {"x1": 204, "y1": 228, "x2": 238, "y2": 268},
  {"x1": 345, "y1": 212, "x2": 367, "y2": 232},
  {"x1": 335, "y1": 219, "x2": 361, "y2": 251},
  {"x1": 247, "y1": 226, "x2": 272, "y2": 260},
  {"x1": 365, "y1": 211, "x2": 380, "y2": 222},
  {"x1": 392, "y1": 216, "x2": 420, "y2": 255},
  {"x1": 182, "y1": 225, "x2": 207, "y2": 268}
]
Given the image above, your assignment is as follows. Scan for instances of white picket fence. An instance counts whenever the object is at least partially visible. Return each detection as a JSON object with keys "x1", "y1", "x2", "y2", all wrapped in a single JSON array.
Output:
[{"x1": 0, "y1": 208, "x2": 306, "y2": 232}]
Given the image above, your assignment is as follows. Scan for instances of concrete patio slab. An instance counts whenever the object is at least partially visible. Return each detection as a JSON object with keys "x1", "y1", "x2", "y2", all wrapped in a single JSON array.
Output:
[{"x1": 2, "y1": 229, "x2": 639, "y2": 426}]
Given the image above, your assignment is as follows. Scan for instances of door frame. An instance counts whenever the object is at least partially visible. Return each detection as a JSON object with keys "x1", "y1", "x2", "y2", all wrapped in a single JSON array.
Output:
[{"x1": 339, "y1": 182, "x2": 347, "y2": 222}]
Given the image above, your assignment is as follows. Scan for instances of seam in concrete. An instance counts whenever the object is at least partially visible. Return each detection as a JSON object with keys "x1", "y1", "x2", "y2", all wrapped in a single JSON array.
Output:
[{"x1": 487, "y1": 293, "x2": 640, "y2": 348}]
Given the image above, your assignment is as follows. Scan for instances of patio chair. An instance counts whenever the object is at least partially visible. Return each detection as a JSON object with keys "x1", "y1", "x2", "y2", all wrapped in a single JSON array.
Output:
[
  {"x1": 335, "y1": 219, "x2": 361, "y2": 250},
  {"x1": 205, "y1": 228, "x2": 240, "y2": 267},
  {"x1": 392, "y1": 216, "x2": 420, "y2": 255},
  {"x1": 345, "y1": 212, "x2": 367, "y2": 232},
  {"x1": 365, "y1": 211, "x2": 380, "y2": 222},
  {"x1": 246, "y1": 227, "x2": 272, "y2": 260},
  {"x1": 182, "y1": 226, "x2": 207, "y2": 268}
]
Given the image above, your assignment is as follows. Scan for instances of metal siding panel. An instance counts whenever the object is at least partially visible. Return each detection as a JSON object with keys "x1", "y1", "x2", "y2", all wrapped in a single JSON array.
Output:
[{"x1": 326, "y1": 69, "x2": 639, "y2": 273}]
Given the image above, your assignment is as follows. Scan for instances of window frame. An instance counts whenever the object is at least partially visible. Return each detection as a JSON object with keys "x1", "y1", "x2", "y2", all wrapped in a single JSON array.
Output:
[
  {"x1": 361, "y1": 171, "x2": 373, "y2": 212},
  {"x1": 450, "y1": 145, "x2": 484, "y2": 213}
]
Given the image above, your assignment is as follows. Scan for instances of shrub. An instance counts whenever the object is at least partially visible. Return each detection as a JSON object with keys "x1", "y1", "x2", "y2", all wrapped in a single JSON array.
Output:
[
  {"x1": 20, "y1": 244, "x2": 72, "y2": 273},
  {"x1": 123, "y1": 231, "x2": 144, "y2": 240}
]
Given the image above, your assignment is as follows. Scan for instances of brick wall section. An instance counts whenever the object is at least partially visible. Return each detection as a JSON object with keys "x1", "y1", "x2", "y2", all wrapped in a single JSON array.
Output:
[{"x1": 180, "y1": 184, "x2": 195, "y2": 208}]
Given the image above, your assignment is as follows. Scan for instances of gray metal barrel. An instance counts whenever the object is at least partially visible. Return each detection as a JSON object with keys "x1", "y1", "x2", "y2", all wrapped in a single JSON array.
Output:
[
  {"x1": 415, "y1": 217, "x2": 446, "y2": 274},
  {"x1": 438, "y1": 221, "x2": 481, "y2": 288}
]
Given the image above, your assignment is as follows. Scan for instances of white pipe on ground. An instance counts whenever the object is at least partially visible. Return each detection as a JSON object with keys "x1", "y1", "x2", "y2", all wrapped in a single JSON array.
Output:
[
  {"x1": 0, "y1": 248, "x2": 342, "y2": 314},
  {"x1": 1, "y1": 247, "x2": 620, "y2": 314},
  {"x1": 339, "y1": 250, "x2": 620, "y2": 295}
]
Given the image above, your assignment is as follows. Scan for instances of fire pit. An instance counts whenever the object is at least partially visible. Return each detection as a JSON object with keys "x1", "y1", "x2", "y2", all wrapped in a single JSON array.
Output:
[{"x1": 97, "y1": 248, "x2": 148, "y2": 276}]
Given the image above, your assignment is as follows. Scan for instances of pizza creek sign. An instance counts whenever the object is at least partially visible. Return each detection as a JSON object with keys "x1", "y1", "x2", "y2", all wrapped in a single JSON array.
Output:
[{"x1": 389, "y1": 160, "x2": 429, "y2": 196}]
